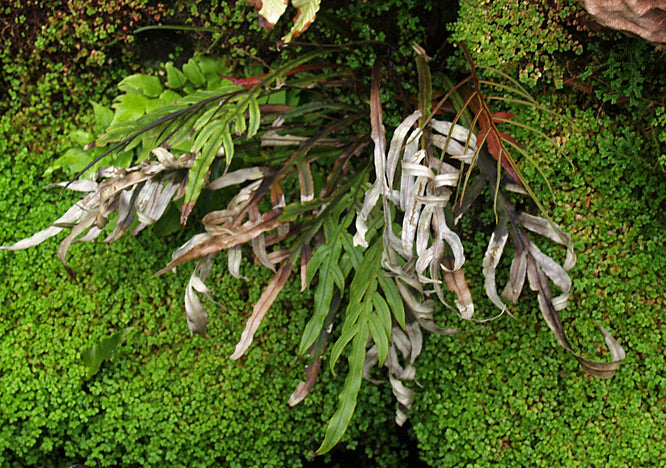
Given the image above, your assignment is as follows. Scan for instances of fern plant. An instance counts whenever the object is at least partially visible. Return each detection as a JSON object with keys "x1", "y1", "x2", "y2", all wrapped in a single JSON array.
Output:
[{"x1": 1, "y1": 45, "x2": 625, "y2": 454}]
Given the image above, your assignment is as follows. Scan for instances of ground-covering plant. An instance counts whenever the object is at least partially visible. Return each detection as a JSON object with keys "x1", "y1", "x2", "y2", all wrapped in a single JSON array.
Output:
[
  {"x1": 0, "y1": 99, "x2": 406, "y2": 468},
  {"x1": 451, "y1": 0, "x2": 666, "y2": 168},
  {"x1": 412, "y1": 95, "x2": 666, "y2": 467},
  {"x1": 0, "y1": 2, "x2": 412, "y2": 466},
  {"x1": 2, "y1": 33, "x2": 626, "y2": 463},
  {"x1": 2, "y1": 0, "x2": 663, "y2": 465},
  {"x1": 408, "y1": 1, "x2": 665, "y2": 465},
  {"x1": 0, "y1": 0, "x2": 171, "y2": 114}
]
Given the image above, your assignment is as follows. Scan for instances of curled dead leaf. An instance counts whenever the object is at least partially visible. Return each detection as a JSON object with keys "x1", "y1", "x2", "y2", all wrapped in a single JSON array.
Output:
[{"x1": 230, "y1": 261, "x2": 293, "y2": 360}]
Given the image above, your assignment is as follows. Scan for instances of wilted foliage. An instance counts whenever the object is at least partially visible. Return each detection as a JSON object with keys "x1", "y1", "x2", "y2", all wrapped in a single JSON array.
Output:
[{"x1": 1, "y1": 44, "x2": 625, "y2": 454}]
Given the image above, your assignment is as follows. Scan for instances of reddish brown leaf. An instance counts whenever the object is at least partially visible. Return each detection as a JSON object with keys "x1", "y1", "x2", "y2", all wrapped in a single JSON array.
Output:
[
  {"x1": 300, "y1": 242, "x2": 312, "y2": 291},
  {"x1": 460, "y1": 87, "x2": 523, "y2": 186},
  {"x1": 441, "y1": 257, "x2": 474, "y2": 319},
  {"x1": 218, "y1": 64, "x2": 333, "y2": 89},
  {"x1": 491, "y1": 112, "x2": 517, "y2": 123},
  {"x1": 180, "y1": 202, "x2": 195, "y2": 227},
  {"x1": 217, "y1": 73, "x2": 266, "y2": 88},
  {"x1": 230, "y1": 261, "x2": 294, "y2": 360},
  {"x1": 259, "y1": 104, "x2": 293, "y2": 114},
  {"x1": 288, "y1": 358, "x2": 321, "y2": 406}
]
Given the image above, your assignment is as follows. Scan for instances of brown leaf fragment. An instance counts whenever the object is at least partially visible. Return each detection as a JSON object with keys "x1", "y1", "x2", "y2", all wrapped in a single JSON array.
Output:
[
  {"x1": 269, "y1": 180, "x2": 290, "y2": 239},
  {"x1": 370, "y1": 63, "x2": 386, "y2": 158},
  {"x1": 389, "y1": 374, "x2": 415, "y2": 426},
  {"x1": 227, "y1": 246, "x2": 243, "y2": 278},
  {"x1": 501, "y1": 240, "x2": 528, "y2": 304},
  {"x1": 230, "y1": 261, "x2": 293, "y2": 360},
  {"x1": 483, "y1": 218, "x2": 509, "y2": 311},
  {"x1": 363, "y1": 346, "x2": 385, "y2": 385},
  {"x1": 106, "y1": 188, "x2": 137, "y2": 242},
  {"x1": 398, "y1": 129, "x2": 423, "y2": 212},
  {"x1": 526, "y1": 256, "x2": 569, "y2": 348},
  {"x1": 155, "y1": 209, "x2": 284, "y2": 276},
  {"x1": 404, "y1": 321, "x2": 423, "y2": 366},
  {"x1": 261, "y1": 130, "x2": 341, "y2": 147},
  {"x1": 266, "y1": 248, "x2": 291, "y2": 264},
  {"x1": 206, "y1": 167, "x2": 267, "y2": 191},
  {"x1": 574, "y1": 323, "x2": 626, "y2": 379},
  {"x1": 526, "y1": 253, "x2": 625, "y2": 379},
  {"x1": 288, "y1": 358, "x2": 321, "y2": 407},
  {"x1": 296, "y1": 159, "x2": 314, "y2": 203},
  {"x1": 249, "y1": 204, "x2": 275, "y2": 271},
  {"x1": 526, "y1": 241, "x2": 571, "y2": 311},
  {"x1": 46, "y1": 180, "x2": 98, "y2": 192},
  {"x1": 433, "y1": 207, "x2": 465, "y2": 271},
  {"x1": 98, "y1": 171, "x2": 151, "y2": 218},
  {"x1": 56, "y1": 212, "x2": 98, "y2": 279},
  {"x1": 79, "y1": 225, "x2": 104, "y2": 243},
  {"x1": 151, "y1": 148, "x2": 194, "y2": 170},
  {"x1": 395, "y1": 280, "x2": 459, "y2": 335},
  {"x1": 132, "y1": 179, "x2": 179, "y2": 234},
  {"x1": 382, "y1": 322, "x2": 423, "y2": 426},
  {"x1": 401, "y1": 176, "x2": 427, "y2": 259},
  {"x1": 301, "y1": 242, "x2": 312, "y2": 291},
  {"x1": 259, "y1": 104, "x2": 293, "y2": 114},
  {"x1": 180, "y1": 202, "x2": 195, "y2": 227},
  {"x1": 202, "y1": 180, "x2": 264, "y2": 233},
  {"x1": 518, "y1": 213, "x2": 576, "y2": 271},
  {"x1": 442, "y1": 257, "x2": 474, "y2": 319}
]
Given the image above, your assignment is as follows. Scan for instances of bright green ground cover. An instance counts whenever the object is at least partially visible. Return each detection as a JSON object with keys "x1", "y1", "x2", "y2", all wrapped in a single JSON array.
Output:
[
  {"x1": 412, "y1": 100, "x2": 666, "y2": 466},
  {"x1": 1, "y1": 1, "x2": 665, "y2": 466},
  {"x1": 0, "y1": 112, "x2": 405, "y2": 467},
  {"x1": 0, "y1": 5, "x2": 405, "y2": 466},
  {"x1": 411, "y1": 3, "x2": 666, "y2": 466}
]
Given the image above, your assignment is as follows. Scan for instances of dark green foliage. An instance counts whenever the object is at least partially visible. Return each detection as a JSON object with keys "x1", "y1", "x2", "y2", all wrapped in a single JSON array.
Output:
[
  {"x1": 579, "y1": 42, "x2": 654, "y2": 106},
  {"x1": 449, "y1": 0, "x2": 587, "y2": 87},
  {"x1": 313, "y1": 0, "x2": 456, "y2": 54},
  {"x1": 450, "y1": 0, "x2": 666, "y2": 168},
  {"x1": 145, "y1": 0, "x2": 270, "y2": 60},
  {"x1": 653, "y1": 106, "x2": 666, "y2": 169},
  {"x1": 0, "y1": 0, "x2": 168, "y2": 114}
]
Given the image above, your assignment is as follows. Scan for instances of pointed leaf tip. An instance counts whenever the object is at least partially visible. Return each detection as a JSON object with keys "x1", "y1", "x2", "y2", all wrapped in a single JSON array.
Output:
[
  {"x1": 180, "y1": 203, "x2": 194, "y2": 226},
  {"x1": 230, "y1": 261, "x2": 293, "y2": 360}
]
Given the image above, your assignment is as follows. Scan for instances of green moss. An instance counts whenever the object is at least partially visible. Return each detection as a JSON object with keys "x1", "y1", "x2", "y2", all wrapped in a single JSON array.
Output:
[
  {"x1": 0, "y1": 177, "x2": 406, "y2": 467},
  {"x1": 3, "y1": 1, "x2": 665, "y2": 465},
  {"x1": 412, "y1": 13, "x2": 665, "y2": 465},
  {"x1": 0, "y1": 5, "x2": 408, "y2": 462},
  {"x1": 449, "y1": 0, "x2": 587, "y2": 87},
  {"x1": 0, "y1": 250, "x2": 405, "y2": 466}
]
